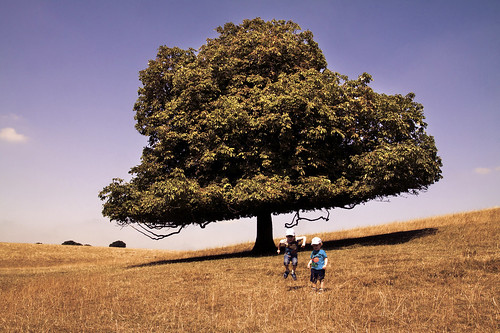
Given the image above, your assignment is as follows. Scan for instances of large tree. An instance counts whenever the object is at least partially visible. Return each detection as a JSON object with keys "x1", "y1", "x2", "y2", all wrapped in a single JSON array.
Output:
[{"x1": 99, "y1": 18, "x2": 442, "y2": 254}]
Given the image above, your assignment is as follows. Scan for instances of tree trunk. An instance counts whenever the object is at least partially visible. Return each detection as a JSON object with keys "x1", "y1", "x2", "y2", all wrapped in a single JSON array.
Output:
[{"x1": 251, "y1": 211, "x2": 277, "y2": 255}]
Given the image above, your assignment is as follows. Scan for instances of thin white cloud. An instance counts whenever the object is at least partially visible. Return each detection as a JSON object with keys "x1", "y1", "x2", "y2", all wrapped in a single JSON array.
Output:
[
  {"x1": 474, "y1": 167, "x2": 491, "y2": 174},
  {"x1": 0, "y1": 113, "x2": 21, "y2": 122},
  {"x1": 474, "y1": 167, "x2": 500, "y2": 175},
  {"x1": 0, "y1": 127, "x2": 28, "y2": 143}
]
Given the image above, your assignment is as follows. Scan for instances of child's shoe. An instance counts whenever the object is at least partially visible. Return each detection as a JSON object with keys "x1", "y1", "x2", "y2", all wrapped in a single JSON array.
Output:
[
  {"x1": 283, "y1": 271, "x2": 289, "y2": 279},
  {"x1": 291, "y1": 272, "x2": 297, "y2": 280}
]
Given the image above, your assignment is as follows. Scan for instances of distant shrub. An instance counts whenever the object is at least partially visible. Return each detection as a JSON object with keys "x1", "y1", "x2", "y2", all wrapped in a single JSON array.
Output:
[
  {"x1": 62, "y1": 240, "x2": 82, "y2": 246},
  {"x1": 109, "y1": 240, "x2": 126, "y2": 248}
]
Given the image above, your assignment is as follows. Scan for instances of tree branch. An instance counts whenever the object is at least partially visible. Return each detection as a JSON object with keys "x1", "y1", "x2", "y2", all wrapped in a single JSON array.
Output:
[
  {"x1": 130, "y1": 223, "x2": 186, "y2": 240},
  {"x1": 285, "y1": 209, "x2": 330, "y2": 228}
]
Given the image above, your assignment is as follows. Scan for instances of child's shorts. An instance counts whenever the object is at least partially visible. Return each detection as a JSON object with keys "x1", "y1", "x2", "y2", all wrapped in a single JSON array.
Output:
[
  {"x1": 310, "y1": 269, "x2": 325, "y2": 283},
  {"x1": 284, "y1": 253, "x2": 298, "y2": 266}
]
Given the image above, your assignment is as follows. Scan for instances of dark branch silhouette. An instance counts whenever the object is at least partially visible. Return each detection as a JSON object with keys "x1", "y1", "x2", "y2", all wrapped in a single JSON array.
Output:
[{"x1": 285, "y1": 209, "x2": 330, "y2": 228}]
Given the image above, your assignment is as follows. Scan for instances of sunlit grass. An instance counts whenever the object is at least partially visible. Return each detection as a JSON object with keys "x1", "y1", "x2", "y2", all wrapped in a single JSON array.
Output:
[{"x1": 1, "y1": 207, "x2": 498, "y2": 332}]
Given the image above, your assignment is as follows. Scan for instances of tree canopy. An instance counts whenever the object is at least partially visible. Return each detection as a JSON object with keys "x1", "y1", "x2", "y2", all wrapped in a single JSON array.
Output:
[{"x1": 99, "y1": 18, "x2": 442, "y2": 252}]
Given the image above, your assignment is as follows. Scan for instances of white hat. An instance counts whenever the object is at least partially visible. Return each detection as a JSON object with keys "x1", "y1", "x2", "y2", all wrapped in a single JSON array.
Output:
[
  {"x1": 311, "y1": 237, "x2": 322, "y2": 245},
  {"x1": 285, "y1": 228, "x2": 295, "y2": 236}
]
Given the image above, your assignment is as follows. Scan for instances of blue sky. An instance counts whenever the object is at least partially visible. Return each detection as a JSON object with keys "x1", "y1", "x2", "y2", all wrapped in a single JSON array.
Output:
[{"x1": 1, "y1": 0, "x2": 498, "y2": 250}]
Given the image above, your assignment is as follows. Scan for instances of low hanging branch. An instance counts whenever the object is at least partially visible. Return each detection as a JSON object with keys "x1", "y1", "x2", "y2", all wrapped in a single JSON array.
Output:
[
  {"x1": 285, "y1": 209, "x2": 331, "y2": 229},
  {"x1": 130, "y1": 223, "x2": 186, "y2": 240},
  {"x1": 129, "y1": 220, "x2": 214, "y2": 240}
]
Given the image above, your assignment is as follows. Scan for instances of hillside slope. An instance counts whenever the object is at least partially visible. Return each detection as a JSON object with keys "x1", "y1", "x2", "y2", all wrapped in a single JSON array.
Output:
[{"x1": 0, "y1": 207, "x2": 498, "y2": 332}]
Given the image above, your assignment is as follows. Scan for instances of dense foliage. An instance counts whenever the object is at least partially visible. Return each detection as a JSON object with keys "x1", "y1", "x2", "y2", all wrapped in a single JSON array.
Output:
[{"x1": 99, "y1": 18, "x2": 442, "y2": 247}]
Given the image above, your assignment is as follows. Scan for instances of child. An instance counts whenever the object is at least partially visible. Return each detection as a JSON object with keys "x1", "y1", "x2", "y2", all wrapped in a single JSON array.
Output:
[
  {"x1": 307, "y1": 237, "x2": 328, "y2": 293},
  {"x1": 277, "y1": 228, "x2": 306, "y2": 280}
]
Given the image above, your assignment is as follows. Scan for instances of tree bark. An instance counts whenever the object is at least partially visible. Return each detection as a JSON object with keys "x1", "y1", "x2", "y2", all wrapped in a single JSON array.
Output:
[{"x1": 251, "y1": 211, "x2": 277, "y2": 255}]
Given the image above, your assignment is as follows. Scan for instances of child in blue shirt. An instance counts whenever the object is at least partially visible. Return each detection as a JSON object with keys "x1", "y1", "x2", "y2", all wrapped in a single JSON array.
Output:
[{"x1": 307, "y1": 237, "x2": 328, "y2": 293}]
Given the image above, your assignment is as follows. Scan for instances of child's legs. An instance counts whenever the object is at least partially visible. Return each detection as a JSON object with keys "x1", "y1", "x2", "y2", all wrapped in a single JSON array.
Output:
[
  {"x1": 310, "y1": 269, "x2": 318, "y2": 288},
  {"x1": 310, "y1": 269, "x2": 325, "y2": 290},
  {"x1": 318, "y1": 269, "x2": 326, "y2": 289},
  {"x1": 283, "y1": 254, "x2": 291, "y2": 271},
  {"x1": 291, "y1": 255, "x2": 298, "y2": 272}
]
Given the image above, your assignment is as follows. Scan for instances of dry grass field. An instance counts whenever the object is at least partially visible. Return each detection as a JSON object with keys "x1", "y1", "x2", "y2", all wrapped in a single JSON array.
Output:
[{"x1": 1, "y1": 207, "x2": 498, "y2": 332}]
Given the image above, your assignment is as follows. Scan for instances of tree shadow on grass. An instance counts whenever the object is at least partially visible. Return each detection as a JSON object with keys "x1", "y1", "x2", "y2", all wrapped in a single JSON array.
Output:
[
  {"x1": 320, "y1": 227, "x2": 438, "y2": 251},
  {"x1": 130, "y1": 251, "x2": 254, "y2": 268},
  {"x1": 130, "y1": 227, "x2": 437, "y2": 268}
]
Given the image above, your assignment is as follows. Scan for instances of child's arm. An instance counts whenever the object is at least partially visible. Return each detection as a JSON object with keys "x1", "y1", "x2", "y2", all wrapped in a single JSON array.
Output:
[
  {"x1": 276, "y1": 238, "x2": 286, "y2": 254},
  {"x1": 307, "y1": 259, "x2": 312, "y2": 268},
  {"x1": 323, "y1": 257, "x2": 328, "y2": 269},
  {"x1": 296, "y1": 236, "x2": 307, "y2": 247}
]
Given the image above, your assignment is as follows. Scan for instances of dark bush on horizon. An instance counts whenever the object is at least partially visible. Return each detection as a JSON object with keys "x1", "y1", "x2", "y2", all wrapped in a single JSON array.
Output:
[
  {"x1": 109, "y1": 240, "x2": 126, "y2": 248},
  {"x1": 62, "y1": 240, "x2": 82, "y2": 246}
]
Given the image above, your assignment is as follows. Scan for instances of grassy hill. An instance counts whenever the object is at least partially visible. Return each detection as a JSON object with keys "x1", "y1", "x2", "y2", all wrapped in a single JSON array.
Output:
[{"x1": 1, "y1": 207, "x2": 498, "y2": 332}]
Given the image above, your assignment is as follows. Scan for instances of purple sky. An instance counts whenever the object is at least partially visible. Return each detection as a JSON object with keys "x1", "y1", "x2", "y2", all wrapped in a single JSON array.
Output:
[{"x1": 1, "y1": 0, "x2": 499, "y2": 250}]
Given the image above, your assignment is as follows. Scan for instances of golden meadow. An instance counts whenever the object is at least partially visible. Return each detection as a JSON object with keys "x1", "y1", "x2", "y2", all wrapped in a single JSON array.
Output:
[{"x1": 1, "y1": 207, "x2": 498, "y2": 332}]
